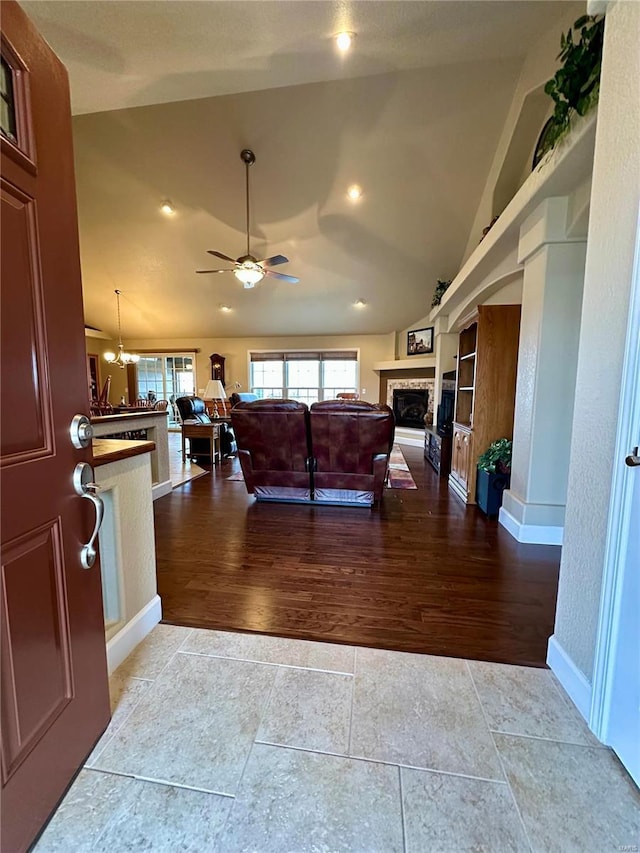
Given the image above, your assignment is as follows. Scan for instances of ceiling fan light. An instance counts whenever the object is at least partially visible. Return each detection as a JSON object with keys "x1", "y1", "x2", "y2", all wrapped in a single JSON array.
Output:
[
  {"x1": 234, "y1": 263, "x2": 264, "y2": 287},
  {"x1": 335, "y1": 31, "x2": 354, "y2": 51}
]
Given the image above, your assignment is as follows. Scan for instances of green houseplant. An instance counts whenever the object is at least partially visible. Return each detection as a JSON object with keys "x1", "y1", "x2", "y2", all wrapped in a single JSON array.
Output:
[
  {"x1": 476, "y1": 438, "x2": 512, "y2": 516},
  {"x1": 538, "y1": 14, "x2": 604, "y2": 161},
  {"x1": 431, "y1": 279, "x2": 452, "y2": 308}
]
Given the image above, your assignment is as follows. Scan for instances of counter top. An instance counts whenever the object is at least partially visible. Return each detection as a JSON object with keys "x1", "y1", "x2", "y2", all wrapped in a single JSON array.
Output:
[
  {"x1": 92, "y1": 438, "x2": 156, "y2": 466},
  {"x1": 91, "y1": 411, "x2": 165, "y2": 424}
]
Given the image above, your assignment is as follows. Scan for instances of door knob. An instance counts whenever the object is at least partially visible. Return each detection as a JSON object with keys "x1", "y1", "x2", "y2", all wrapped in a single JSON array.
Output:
[
  {"x1": 625, "y1": 447, "x2": 640, "y2": 467},
  {"x1": 72, "y1": 462, "x2": 104, "y2": 569}
]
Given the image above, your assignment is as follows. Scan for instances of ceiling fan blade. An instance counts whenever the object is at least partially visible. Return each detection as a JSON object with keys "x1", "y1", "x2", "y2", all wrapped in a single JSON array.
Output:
[
  {"x1": 259, "y1": 254, "x2": 289, "y2": 267},
  {"x1": 196, "y1": 269, "x2": 230, "y2": 274},
  {"x1": 207, "y1": 250, "x2": 238, "y2": 264},
  {"x1": 265, "y1": 269, "x2": 300, "y2": 284}
]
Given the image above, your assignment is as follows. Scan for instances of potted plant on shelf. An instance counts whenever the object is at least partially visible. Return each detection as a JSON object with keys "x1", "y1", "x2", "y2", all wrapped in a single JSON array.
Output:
[
  {"x1": 534, "y1": 14, "x2": 604, "y2": 166},
  {"x1": 431, "y1": 279, "x2": 452, "y2": 308},
  {"x1": 476, "y1": 438, "x2": 512, "y2": 517}
]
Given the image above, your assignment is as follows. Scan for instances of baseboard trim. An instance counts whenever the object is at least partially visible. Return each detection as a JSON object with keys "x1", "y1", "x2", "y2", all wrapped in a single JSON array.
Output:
[
  {"x1": 152, "y1": 480, "x2": 172, "y2": 501},
  {"x1": 447, "y1": 475, "x2": 468, "y2": 504},
  {"x1": 106, "y1": 594, "x2": 162, "y2": 675},
  {"x1": 547, "y1": 635, "x2": 592, "y2": 721},
  {"x1": 498, "y1": 507, "x2": 564, "y2": 545}
]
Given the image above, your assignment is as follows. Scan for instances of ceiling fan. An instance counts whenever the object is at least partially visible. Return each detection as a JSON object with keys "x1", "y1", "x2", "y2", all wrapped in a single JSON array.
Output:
[{"x1": 196, "y1": 149, "x2": 299, "y2": 289}]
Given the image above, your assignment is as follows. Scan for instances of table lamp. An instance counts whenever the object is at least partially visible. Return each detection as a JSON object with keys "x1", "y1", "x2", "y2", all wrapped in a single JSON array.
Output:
[{"x1": 203, "y1": 379, "x2": 226, "y2": 417}]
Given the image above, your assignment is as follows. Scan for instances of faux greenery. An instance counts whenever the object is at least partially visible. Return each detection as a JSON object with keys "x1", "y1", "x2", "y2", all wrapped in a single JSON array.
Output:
[
  {"x1": 431, "y1": 279, "x2": 452, "y2": 308},
  {"x1": 541, "y1": 14, "x2": 604, "y2": 158},
  {"x1": 477, "y1": 438, "x2": 512, "y2": 474}
]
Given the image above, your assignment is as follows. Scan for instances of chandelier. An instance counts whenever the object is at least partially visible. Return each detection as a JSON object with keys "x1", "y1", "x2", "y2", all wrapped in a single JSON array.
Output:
[{"x1": 103, "y1": 289, "x2": 139, "y2": 368}]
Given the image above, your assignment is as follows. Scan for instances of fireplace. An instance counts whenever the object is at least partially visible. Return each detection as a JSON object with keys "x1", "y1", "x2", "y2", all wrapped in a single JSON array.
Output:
[{"x1": 392, "y1": 389, "x2": 428, "y2": 429}]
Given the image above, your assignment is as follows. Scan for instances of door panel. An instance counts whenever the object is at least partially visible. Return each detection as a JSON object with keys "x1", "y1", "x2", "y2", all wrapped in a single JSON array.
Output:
[
  {"x1": 1, "y1": 3, "x2": 110, "y2": 850},
  {"x1": 0, "y1": 177, "x2": 52, "y2": 460},
  {"x1": 1, "y1": 520, "x2": 73, "y2": 780}
]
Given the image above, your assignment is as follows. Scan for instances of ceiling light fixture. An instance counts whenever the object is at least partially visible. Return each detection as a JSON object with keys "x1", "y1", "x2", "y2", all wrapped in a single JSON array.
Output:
[
  {"x1": 103, "y1": 290, "x2": 139, "y2": 368},
  {"x1": 220, "y1": 305, "x2": 232, "y2": 312},
  {"x1": 354, "y1": 298, "x2": 367, "y2": 308},
  {"x1": 160, "y1": 200, "x2": 175, "y2": 215},
  {"x1": 233, "y1": 260, "x2": 265, "y2": 289},
  {"x1": 335, "y1": 31, "x2": 355, "y2": 51},
  {"x1": 347, "y1": 184, "x2": 362, "y2": 201}
]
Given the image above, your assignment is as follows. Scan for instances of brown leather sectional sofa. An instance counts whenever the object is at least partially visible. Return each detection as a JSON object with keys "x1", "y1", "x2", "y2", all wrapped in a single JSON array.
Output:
[{"x1": 230, "y1": 399, "x2": 395, "y2": 507}]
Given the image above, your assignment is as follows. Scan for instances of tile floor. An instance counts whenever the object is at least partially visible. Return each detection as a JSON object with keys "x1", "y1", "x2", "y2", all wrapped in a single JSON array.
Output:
[{"x1": 35, "y1": 625, "x2": 639, "y2": 852}]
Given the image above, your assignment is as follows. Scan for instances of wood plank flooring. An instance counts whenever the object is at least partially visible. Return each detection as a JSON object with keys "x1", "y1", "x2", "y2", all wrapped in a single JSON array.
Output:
[{"x1": 154, "y1": 445, "x2": 560, "y2": 667}]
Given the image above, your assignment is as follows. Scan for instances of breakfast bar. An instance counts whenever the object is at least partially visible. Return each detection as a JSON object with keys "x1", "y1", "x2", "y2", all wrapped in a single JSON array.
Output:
[
  {"x1": 91, "y1": 410, "x2": 171, "y2": 499},
  {"x1": 92, "y1": 438, "x2": 161, "y2": 674}
]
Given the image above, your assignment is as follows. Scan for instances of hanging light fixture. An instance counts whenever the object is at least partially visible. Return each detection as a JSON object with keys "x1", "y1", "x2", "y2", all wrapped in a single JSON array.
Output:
[{"x1": 103, "y1": 289, "x2": 139, "y2": 368}]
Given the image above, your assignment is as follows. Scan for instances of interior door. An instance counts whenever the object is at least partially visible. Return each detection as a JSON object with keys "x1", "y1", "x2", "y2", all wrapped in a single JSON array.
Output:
[
  {"x1": 0, "y1": 3, "x2": 110, "y2": 850},
  {"x1": 591, "y1": 209, "x2": 640, "y2": 786}
]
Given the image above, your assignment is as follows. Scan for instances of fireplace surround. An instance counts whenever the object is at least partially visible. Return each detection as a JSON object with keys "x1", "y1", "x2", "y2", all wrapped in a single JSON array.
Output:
[{"x1": 392, "y1": 389, "x2": 429, "y2": 429}]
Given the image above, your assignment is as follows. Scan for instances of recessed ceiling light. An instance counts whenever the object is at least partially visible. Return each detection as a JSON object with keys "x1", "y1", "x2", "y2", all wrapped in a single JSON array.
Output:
[
  {"x1": 347, "y1": 184, "x2": 363, "y2": 201},
  {"x1": 354, "y1": 298, "x2": 367, "y2": 308},
  {"x1": 335, "y1": 31, "x2": 355, "y2": 52},
  {"x1": 160, "y1": 200, "x2": 175, "y2": 215}
]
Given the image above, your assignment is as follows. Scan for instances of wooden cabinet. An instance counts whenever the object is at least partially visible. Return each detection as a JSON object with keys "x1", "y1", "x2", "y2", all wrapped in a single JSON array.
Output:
[
  {"x1": 448, "y1": 305, "x2": 521, "y2": 504},
  {"x1": 451, "y1": 425, "x2": 471, "y2": 489},
  {"x1": 425, "y1": 427, "x2": 452, "y2": 477}
]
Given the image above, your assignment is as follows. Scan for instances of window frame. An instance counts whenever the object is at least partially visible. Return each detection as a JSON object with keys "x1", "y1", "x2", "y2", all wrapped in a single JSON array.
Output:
[{"x1": 248, "y1": 349, "x2": 359, "y2": 403}]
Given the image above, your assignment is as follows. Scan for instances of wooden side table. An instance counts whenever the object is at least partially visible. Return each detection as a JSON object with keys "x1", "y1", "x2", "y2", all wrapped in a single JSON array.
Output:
[{"x1": 181, "y1": 422, "x2": 220, "y2": 465}]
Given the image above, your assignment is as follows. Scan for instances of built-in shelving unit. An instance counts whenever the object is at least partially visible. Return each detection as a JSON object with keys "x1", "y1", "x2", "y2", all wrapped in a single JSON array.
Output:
[
  {"x1": 449, "y1": 305, "x2": 521, "y2": 505},
  {"x1": 454, "y1": 322, "x2": 477, "y2": 429}
]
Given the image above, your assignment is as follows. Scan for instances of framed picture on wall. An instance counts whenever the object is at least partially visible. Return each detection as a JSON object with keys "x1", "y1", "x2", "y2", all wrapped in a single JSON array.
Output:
[{"x1": 407, "y1": 327, "x2": 434, "y2": 356}]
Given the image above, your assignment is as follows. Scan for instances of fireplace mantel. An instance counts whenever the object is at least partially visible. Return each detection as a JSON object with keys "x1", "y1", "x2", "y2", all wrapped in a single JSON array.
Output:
[{"x1": 374, "y1": 357, "x2": 435, "y2": 372}]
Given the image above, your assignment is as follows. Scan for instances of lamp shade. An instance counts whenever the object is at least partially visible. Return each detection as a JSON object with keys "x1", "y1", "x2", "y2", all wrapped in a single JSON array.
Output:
[{"x1": 203, "y1": 379, "x2": 226, "y2": 400}]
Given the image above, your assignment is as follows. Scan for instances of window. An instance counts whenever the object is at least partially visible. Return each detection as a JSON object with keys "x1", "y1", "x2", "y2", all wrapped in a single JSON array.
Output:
[
  {"x1": 250, "y1": 351, "x2": 358, "y2": 403},
  {"x1": 1, "y1": 56, "x2": 17, "y2": 143},
  {"x1": 136, "y1": 353, "x2": 195, "y2": 426}
]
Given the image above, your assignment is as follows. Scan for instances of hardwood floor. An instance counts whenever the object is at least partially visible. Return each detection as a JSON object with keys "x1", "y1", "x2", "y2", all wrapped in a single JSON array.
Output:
[{"x1": 154, "y1": 445, "x2": 560, "y2": 667}]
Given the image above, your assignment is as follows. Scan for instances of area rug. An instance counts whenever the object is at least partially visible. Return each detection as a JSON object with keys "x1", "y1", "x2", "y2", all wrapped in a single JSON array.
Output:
[
  {"x1": 387, "y1": 444, "x2": 418, "y2": 489},
  {"x1": 226, "y1": 445, "x2": 417, "y2": 489}
]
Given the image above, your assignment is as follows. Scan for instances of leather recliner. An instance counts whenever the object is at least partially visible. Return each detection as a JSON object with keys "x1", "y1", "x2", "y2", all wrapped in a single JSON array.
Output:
[
  {"x1": 176, "y1": 396, "x2": 237, "y2": 459},
  {"x1": 231, "y1": 398, "x2": 395, "y2": 506},
  {"x1": 309, "y1": 400, "x2": 395, "y2": 505},
  {"x1": 229, "y1": 392, "x2": 258, "y2": 407},
  {"x1": 230, "y1": 399, "x2": 312, "y2": 501}
]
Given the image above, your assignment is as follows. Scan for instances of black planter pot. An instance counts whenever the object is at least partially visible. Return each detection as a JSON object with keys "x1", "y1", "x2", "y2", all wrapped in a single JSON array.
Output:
[{"x1": 476, "y1": 468, "x2": 511, "y2": 517}]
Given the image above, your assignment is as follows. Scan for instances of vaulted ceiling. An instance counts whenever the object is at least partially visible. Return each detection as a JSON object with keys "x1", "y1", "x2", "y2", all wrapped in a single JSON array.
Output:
[{"x1": 22, "y1": 1, "x2": 567, "y2": 340}]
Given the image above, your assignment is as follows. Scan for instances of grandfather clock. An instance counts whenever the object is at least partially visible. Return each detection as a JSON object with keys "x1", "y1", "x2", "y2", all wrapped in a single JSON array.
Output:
[{"x1": 209, "y1": 353, "x2": 225, "y2": 385}]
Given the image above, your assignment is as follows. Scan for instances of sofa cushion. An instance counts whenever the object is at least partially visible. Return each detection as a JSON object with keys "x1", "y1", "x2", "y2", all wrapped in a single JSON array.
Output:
[
  {"x1": 231, "y1": 400, "x2": 312, "y2": 499},
  {"x1": 309, "y1": 400, "x2": 395, "y2": 503}
]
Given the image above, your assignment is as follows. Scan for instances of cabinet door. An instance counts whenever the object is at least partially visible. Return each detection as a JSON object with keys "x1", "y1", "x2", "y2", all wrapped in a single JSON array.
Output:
[
  {"x1": 459, "y1": 432, "x2": 471, "y2": 490},
  {"x1": 451, "y1": 430, "x2": 463, "y2": 482}
]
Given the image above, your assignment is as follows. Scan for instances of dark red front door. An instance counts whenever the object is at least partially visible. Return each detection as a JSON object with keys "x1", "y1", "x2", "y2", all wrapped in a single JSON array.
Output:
[{"x1": 1, "y1": 3, "x2": 110, "y2": 850}]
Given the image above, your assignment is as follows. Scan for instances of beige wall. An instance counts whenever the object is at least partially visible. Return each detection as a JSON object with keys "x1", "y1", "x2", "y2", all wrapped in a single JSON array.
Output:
[
  {"x1": 554, "y1": 0, "x2": 640, "y2": 679},
  {"x1": 126, "y1": 333, "x2": 395, "y2": 403},
  {"x1": 461, "y1": 2, "x2": 584, "y2": 264}
]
